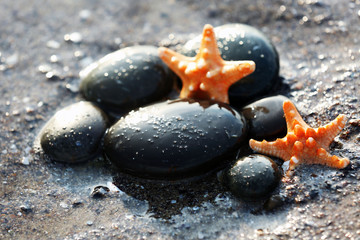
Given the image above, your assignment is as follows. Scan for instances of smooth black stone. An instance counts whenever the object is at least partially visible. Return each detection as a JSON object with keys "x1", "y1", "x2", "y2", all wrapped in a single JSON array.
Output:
[
  {"x1": 104, "y1": 99, "x2": 247, "y2": 179},
  {"x1": 80, "y1": 45, "x2": 176, "y2": 113},
  {"x1": 91, "y1": 186, "x2": 110, "y2": 198},
  {"x1": 182, "y1": 24, "x2": 280, "y2": 104},
  {"x1": 40, "y1": 101, "x2": 109, "y2": 163},
  {"x1": 19, "y1": 204, "x2": 32, "y2": 213},
  {"x1": 241, "y1": 95, "x2": 289, "y2": 141},
  {"x1": 220, "y1": 154, "x2": 282, "y2": 199},
  {"x1": 72, "y1": 199, "x2": 83, "y2": 207}
]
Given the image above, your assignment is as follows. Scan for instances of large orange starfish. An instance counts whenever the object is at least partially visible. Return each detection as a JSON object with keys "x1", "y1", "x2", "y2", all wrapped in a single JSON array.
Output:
[
  {"x1": 249, "y1": 100, "x2": 350, "y2": 176},
  {"x1": 158, "y1": 24, "x2": 255, "y2": 104}
]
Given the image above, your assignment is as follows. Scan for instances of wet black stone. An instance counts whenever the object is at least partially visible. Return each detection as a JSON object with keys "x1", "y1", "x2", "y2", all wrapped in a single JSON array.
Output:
[
  {"x1": 45, "y1": 71, "x2": 62, "y2": 81},
  {"x1": 220, "y1": 154, "x2": 282, "y2": 199},
  {"x1": 91, "y1": 186, "x2": 110, "y2": 198},
  {"x1": 241, "y1": 95, "x2": 289, "y2": 141},
  {"x1": 86, "y1": 221, "x2": 93, "y2": 226},
  {"x1": 72, "y1": 199, "x2": 84, "y2": 207},
  {"x1": 19, "y1": 204, "x2": 32, "y2": 213},
  {"x1": 104, "y1": 99, "x2": 247, "y2": 179},
  {"x1": 40, "y1": 101, "x2": 109, "y2": 163},
  {"x1": 182, "y1": 24, "x2": 280, "y2": 105},
  {"x1": 308, "y1": 189, "x2": 319, "y2": 199},
  {"x1": 80, "y1": 45, "x2": 176, "y2": 113}
]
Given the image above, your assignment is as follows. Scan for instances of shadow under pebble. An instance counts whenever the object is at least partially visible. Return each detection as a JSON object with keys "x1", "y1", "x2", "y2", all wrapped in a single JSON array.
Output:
[{"x1": 113, "y1": 172, "x2": 227, "y2": 219}]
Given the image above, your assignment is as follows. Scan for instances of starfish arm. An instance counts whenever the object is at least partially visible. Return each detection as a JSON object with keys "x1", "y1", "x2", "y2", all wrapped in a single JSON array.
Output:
[
  {"x1": 314, "y1": 148, "x2": 350, "y2": 169},
  {"x1": 158, "y1": 47, "x2": 192, "y2": 79},
  {"x1": 221, "y1": 60, "x2": 256, "y2": 85},
  {"x1": 317, "y1": 114, "x2": 347, "y2": 148},
  {"x1": 283, "y1": 100, "x2": 309, "y2": 132},
  {"x1": 249, "y1": 138, "x2": 291, "y2": 161},
  {"x1": 198, "y1": 24, "x2": 222, "y2": 65}
]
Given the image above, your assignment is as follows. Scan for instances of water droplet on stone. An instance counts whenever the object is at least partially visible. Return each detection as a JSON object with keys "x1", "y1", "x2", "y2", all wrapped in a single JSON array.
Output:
[
  {"x1": 64, "y1": 32, "x2": 83, "y2": 44},
  {"x1": 46, "y1": 40, "x2": 61, "y2": 49},
  {"x1": 50, "y1": 54, "x2": 60, "y2": 63},
  {"x1": 45, "y1": 71, "x2": 62, "y2": 81},
  {"x1": 6, "y1": 53, "x2": 19, "y2": 67},
  {"x1": 38, "y1": 64, "x2": 52, "y2": 74},
  {"x1": 79, "y1": 9, "x2": 92, "y2": 21}
]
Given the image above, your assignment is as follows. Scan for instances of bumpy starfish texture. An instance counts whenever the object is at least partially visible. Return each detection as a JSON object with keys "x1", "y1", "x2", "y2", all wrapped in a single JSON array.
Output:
[
  {"x1": 158, "y1": 24, "x2": 256, "y2": 104},
  {"x1": 249, "y1": 100, "x2": 350, "y2": 176}
]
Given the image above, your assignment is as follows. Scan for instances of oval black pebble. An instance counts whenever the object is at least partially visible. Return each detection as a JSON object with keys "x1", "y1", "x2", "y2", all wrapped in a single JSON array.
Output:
[
  {"x1": 104, "y1": 99, "x2": 247, "y2": 179},
  {"x1": 182, "y1": 24, "x2": 280, "y2": 104},
  {"x1": 241, "y1": 95, "x2": 289, "y2": 141},
  {"x1": 91, "y1": 186, "x2": 110, "y2": 198},
  {"x1": 40, "y1": 101, "x2": 109, "y2": 163},
  {"x1": 79, "y1": 45, "x2": 176, "y2": 113},
  {"x1": 19, "y1": 204, "x2": 32, "y2": 214},
  {"x1": 220, "y1": 154, "x2": 282, "y2": 199}
]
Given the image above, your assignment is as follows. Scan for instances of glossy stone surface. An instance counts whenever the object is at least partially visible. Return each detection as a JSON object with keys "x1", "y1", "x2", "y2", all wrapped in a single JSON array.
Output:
[
  {"x1": 220, "y1": 154, "x2": 282, "y2": 199},
  {"x1": 104, "y1": 99, "x2": 247, "y2": 179},
  {"x1": 40, "y1": 101, "x2": 109, "y2": 163},
  {"x1": 182, "y1": 24, "x2": 280, "y2": 104},
  {"x1": 241, "y1": 95, "x2": 289, "y2": 141},
  {"x1": 80, "y1": 45, "x2": 176, "y2": 112}
]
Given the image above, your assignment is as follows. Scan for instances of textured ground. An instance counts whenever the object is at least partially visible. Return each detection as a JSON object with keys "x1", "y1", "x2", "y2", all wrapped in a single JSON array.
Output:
[{"x1": 1, "y1": 0, "x2": 359, "y2": 239}]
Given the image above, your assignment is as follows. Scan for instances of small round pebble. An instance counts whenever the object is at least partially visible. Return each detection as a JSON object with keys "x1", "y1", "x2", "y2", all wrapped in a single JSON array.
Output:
[
  {"x1": 72, "y1": 199, "x2": 83, "y2": 207},
  {"x1": 91, "y1": 186, "x2": 110, "y2": 198},
  {"x1": 19, "y1": 204, "x2": 32, "y2": 213},
  {"x1": 40, "y1": 101, "x2": 109, "y2": 163},
  {"x1": 220, "y1": 154, "x2": 282, "y2": 199},
  {"x1": 241, "y1": 95, "x2": 289, "y2": 140}
]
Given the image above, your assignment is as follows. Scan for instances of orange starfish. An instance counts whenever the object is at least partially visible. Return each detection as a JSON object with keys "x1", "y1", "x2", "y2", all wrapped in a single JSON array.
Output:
[
  {"x1": 249, "y1": 100, "x2": 350, "y2": 176},
  {"x1": 158, "y1": 24, "x2": 256, "y2": 104}
]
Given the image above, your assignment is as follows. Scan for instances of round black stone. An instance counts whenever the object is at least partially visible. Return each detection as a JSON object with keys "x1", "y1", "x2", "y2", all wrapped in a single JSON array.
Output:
[
  {"x1": 241, "y1": 95, "x2": 289, "y2": 141},
  {"x1": 19, "y1": 204, "x2": 32, "y2": 214},
  {"x1": 104, "y1": 99, "x2": 247, "y2": 179},
  {"x1": 182, "y1": 24, "x2": 280, "y2": 104},
  {"x1": 80, "y1": 45, "x2": 176, "y2": 113},
  {"x1": 220, "y1": 154, "x2": 282, "y2": 199},
  {"x1": 91, "y1": 186, "x2": 110, "y2": 198},
  {"x1": 40, "y1": 101, "x2": 109, "y2": 163}
]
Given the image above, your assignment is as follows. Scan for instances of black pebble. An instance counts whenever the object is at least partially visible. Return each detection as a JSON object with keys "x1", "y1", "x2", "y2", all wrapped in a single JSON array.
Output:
[
  {"x1": 241, "y1": 95, "x2": 289, "y2": 141},
  {"x1": 40, "y1": 101, "x2": 109, "y2": 163},
  {"x1": 80, "y1": 45, "x2": 176, "y2": 113},
  {"x1": 220, "y1": 154, "x2": 282, "y2": 200},
  {"x1": 182, "y1": 23, "x2": 280, "y2": 105},
  {"x1": 19, "y1": 204, "x2": 32, "y2": 214},
  {"x1": 104, "y1": 99, "x2": 247, "y2": 180},
  {"x1": 91, "y1": 186, "x2": 110, "y2": 198},
  {"x1": 72, "y1": 199, "x2": 83, "y2": 207}
]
